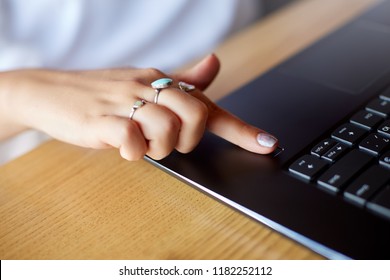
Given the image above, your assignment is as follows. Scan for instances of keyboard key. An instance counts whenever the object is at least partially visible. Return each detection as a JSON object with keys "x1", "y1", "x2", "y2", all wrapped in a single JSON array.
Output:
[
  {"x1": 310, "y1": 139, "x2": 336, "y2": 157},
  {"x1": 289, "y1": 155, "x2": 328, "y2": 181},
  {"x1": 321, "y1": 142, "x2": 348, "y2": 162},
  {"x1": 350, "y1": 110, "x2": 383, "y2": 130},
  {"x1": 366, "y1": 98, "x2": 390, "y2": 117},
  {"x1": 317, "y1": 150, "x2": 373, "y2": 192},
  {"x1": 367, "y1": 185, "x2": 390, "y2": 220},
  {"x1": 331, "y1": 123, "x2": 366, "y2": 146},
  {"x1": 380, "y1": 86, "x2": 390, "y2": 101},
  {"x1": 379, "y1": 151, "x2": 390, "y2": 169},
  {"x1": 359, "y1": 133, "x2": 390, "y2": 156},
  {"x1": 344, "y1": 165, "x2": 390, "y2": 206},
  {"x1": 377, "y1": 120, "x2": 390, "y2": 138}
]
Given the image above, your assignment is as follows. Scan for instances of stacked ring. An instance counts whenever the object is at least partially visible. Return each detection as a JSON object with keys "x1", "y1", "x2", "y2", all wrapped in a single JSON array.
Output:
[
  {"x1": 178, "y1": 81, "x2": 195, "y2": 92},
  {"x1": 151, "y1": 78, "x2": 173, "y2": 103},
  {"x1": 129, "y1": 99, "x2": 146, "y2": 120}
]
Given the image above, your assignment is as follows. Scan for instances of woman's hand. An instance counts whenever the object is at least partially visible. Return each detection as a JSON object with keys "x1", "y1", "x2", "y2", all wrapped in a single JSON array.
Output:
[{"x1": 0, "y1": 54, "x2": 278, "y2": 161}]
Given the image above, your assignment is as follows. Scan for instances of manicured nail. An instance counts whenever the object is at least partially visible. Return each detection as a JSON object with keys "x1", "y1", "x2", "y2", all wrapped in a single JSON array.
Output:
[{"x1": 257, "y1": 133, "x2": 278, "y2": 148}]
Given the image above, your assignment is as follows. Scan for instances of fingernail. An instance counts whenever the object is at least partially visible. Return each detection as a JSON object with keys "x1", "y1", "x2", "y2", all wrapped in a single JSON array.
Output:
[{"x1": 257, "y1": 133, "x2": 278, "y2": 148}]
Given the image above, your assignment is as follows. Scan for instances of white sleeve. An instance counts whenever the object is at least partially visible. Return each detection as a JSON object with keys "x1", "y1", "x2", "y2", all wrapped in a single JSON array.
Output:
[{"x1": 0, "y1": 0, "x2": 263, "y2": 165}]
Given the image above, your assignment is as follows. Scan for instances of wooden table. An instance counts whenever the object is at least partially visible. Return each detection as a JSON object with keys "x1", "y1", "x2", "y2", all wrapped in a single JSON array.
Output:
[{"x1": 0, "y1": 0, "x2": 378, "y2": 259}]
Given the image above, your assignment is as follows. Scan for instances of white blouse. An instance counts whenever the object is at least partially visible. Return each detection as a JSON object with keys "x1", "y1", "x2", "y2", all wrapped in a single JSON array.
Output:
[{"x1": 0, "y1": 0, "x2": 262, "y2": 164}]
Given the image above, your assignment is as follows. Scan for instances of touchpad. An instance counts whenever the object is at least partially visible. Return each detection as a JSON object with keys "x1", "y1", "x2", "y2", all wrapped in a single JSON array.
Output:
[{"x1": 278, "y1": 20, "x2": 390, "y2": 94}]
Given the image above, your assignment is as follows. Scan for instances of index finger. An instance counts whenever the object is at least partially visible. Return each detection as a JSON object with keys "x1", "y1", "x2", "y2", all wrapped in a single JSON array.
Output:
[{"x1": 192, "y1": 91, "x2": 279, "y2": 154}]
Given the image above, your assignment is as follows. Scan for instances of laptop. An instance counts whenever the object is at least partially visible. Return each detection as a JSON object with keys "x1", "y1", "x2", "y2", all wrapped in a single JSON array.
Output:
[{"x1": 147, "y1": 0, "x2": 390, "y2": 259}]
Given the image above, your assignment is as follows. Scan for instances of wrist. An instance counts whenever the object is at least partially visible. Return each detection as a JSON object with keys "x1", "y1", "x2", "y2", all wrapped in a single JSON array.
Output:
[{"x1": 0, "y1": 71, "x2": 28, "y2": 140}]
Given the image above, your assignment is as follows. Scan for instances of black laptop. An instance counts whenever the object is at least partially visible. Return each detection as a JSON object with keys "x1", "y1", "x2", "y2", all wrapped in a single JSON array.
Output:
[{"x1": 147, "y1": 0, "x2": 390, "y2": 259}]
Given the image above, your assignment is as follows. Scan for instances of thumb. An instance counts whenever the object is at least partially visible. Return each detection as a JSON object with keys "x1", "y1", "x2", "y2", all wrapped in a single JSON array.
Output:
[{"x1": 172, "y1": 54, "x2": 220, "y2": 91}]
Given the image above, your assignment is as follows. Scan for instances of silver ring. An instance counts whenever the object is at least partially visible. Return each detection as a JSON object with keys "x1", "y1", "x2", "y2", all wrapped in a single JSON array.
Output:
[
  {"x1": 178, "y1": 81, "x2": 195, "y2": 92},
  {"x1": 151, "y1": 78, "x2": 173, "y2": 104},
  {"x1": 153, "y1": 88, "x2": 161, "y2": 104},
  {"x1": 129, "y1": 99, "x2": 146, "y2": 120}
]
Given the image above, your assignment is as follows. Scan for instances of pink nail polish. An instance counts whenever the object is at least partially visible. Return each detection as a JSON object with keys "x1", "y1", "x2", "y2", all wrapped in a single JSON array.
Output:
[{"x1": 257, "y1": 133, "x2": 277, "y2": 148}]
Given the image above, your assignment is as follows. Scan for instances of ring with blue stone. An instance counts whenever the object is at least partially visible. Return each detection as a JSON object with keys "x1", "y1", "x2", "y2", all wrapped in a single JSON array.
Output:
[
  {"x1": 151, "y1": 78, "x2": 173, "y2": 103},
  {"x1": 129, "y1": 99, "x2": 146, "y2": 120},
  {"x1": 151, "y1": 78, "x2": 173, "y2": 89}
]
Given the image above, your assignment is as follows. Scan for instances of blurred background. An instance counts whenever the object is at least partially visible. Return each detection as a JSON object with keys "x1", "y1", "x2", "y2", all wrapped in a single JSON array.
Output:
[{"x1": 263, "y1": 0, "x2": 296, "y2": 15}]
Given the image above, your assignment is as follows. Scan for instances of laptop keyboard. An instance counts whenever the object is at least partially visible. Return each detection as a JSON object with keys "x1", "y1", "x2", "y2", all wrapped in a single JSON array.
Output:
[{"x1": 289, "y1": 86, "x2": 390, "y2": 220}]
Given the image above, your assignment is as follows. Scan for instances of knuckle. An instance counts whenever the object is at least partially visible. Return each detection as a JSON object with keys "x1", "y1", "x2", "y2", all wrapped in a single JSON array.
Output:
[
  {"x1": 118, "y1": 123, "x2": 147, "y2": 161},
  {"x1": 147, "y1": 151, "x2": 168, "y2": 161},
  {"x1": 176, "y1": 144, "x2": 196, "y2": 154},
  {"x1": 148, "y1": 115, "x2": 181, "y2": 160},
  {"x1": 144, "y1": 67, "x2": 164, "y2": 78},
  {"x1": 187, "y1": 99, "x2": 208, "y2": 125},
  {"x1": 158, "y1": 114, "x2": 181, "y2": 136},
  {"x1": 147, "y1": 143, "x2": 174, "y2": 160},
  {"x1": 117, "y1": 122, "x2": 135, "y2": 142},
  {"x1": 120, "y1": 147, "x2": 145, "y2": 161}
]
